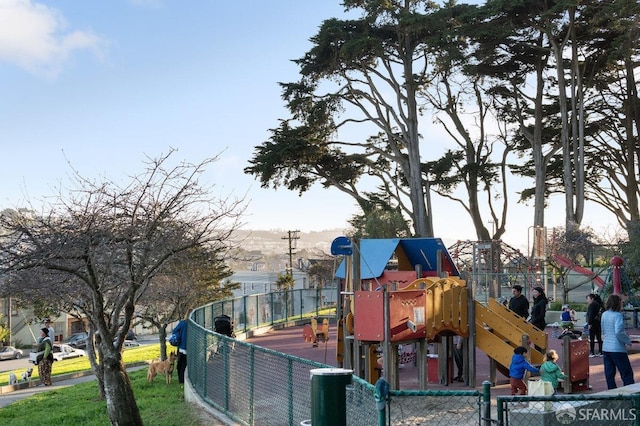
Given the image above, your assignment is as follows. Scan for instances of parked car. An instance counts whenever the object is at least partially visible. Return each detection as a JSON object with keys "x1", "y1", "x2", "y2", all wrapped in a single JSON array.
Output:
[
  {"x1": 68, "y1": 332, "x2": 89, "y2": 349},
  {"x1": 113, "y1": 338, "x2": 141, "y2": 349},
  {"x1": 123, "y1": 339, "x2": 140, "y2": 348},
  {"x1": 52, "y1": 344, "x2": 86, "y2": 361},
  {"x1": 116, "y1": 328, "x2": 137, "y2": 341},
  {"x1": 29, "y1": 344, "x2": 86, "y2": 363},
  {"x1": 0, "y1": 346, "x2": 24, "y2": 360}
]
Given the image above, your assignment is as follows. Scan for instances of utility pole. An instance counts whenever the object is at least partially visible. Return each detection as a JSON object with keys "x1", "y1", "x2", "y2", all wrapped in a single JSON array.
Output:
[{"x1": 282, "y1": 230, "x2": 300, "y2": 277}]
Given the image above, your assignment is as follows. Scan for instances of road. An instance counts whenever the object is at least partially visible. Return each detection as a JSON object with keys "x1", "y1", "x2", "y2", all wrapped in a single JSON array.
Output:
[{"x1": 0, "y1": 356, "x2": 31, "y2": 373}]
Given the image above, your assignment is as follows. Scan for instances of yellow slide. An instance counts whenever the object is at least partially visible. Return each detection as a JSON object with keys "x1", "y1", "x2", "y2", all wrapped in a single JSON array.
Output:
[
  {"x1": 406, "y1": 278, "x2": 546, "y2": 374},
  {"x1": 475, "y1": 298, "x2": 547, "y2": 371}
]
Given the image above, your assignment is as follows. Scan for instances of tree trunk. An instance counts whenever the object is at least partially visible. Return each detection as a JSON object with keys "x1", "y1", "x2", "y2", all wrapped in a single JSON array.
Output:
[
  {"x1": 159, "y1": 328, "x2": 169, "y2": 360},
  {"x1": 87, "y1": 339, "x2": 106, "y2": 400},
  {"x1": 624, "y1": 57, "x2": 640, "y2": 223},
  {"x1": 531, "y1": 50, "x2": 547, "y2": 231},
  {"x1": 403, "y1": 36, "x2": 431, "y2": 237},
  {"x1": 570, "y1": 6, "x2": 585, "y2": 225},
  {"x1": 102, "y1": 351, "x2": 143, "y2": 426}
]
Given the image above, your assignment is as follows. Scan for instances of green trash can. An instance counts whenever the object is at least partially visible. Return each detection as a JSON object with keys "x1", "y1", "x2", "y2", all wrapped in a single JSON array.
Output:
[{"x1": 310, "y1": 368, "x2": 353, "y2": 426}]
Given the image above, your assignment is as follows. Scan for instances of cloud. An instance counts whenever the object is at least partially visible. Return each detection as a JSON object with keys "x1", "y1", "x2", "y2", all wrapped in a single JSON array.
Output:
[{"x1": 0, "y1": 0, "x2": 105, "y2": 78}]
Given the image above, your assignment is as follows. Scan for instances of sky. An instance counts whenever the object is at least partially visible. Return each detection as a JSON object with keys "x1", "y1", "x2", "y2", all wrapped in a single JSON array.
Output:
[{"x1": 0, "y1": 0, "x2": 623, "y2": 252}]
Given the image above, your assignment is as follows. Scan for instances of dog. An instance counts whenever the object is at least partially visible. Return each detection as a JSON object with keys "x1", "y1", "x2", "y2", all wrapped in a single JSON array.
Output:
[
  {"x1": 21, "y1": 368, "x2": 33, "y2": 382},
  {"x1": 8, "y1": 372, "x2": 17, "y2": 385},
  {"x1": 147, "y1": 351, "x2": 177, "y2": 384}
]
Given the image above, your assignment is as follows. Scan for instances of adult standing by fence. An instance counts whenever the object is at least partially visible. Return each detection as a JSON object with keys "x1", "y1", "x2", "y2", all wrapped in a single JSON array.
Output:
[
  {"x1": 586, "y1": 293, "x2": 603, "y2": 357},
  {"x1": 601, "y1": 294, "x2": 634, "y2": 389},
  {"x1": 171, "y1": 311, "x2": 190, "y2": 384},
  {"x1": 508, "y1": 285, "x2": 529, "y2": 319}
]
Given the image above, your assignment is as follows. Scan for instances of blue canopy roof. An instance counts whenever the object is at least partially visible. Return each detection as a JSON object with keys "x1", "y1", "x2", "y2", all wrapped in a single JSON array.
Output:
[{"x1": 334, "y1": 238, "x2": 459, "y2": 279}]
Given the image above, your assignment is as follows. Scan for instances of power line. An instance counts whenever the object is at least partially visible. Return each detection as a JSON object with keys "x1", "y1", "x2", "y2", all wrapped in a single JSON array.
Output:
[{"x1": 281, "y1": 230, "x2": 300, "y2": 276}]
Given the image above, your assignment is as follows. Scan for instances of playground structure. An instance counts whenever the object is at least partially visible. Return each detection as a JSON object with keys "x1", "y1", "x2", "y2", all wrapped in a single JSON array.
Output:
[
  {"x1": 555, "y1": 253, "x2": 640, "y2": 308},
  {"x1": 303, "y1": 318, "x2": 329, "y2": 347},
  {"x1": 330, "y1": 237, "x2": 582, "y2": 391}
]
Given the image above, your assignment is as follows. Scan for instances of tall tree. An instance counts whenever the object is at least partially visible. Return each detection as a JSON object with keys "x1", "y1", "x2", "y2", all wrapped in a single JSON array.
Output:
[
  {"x1": 478, "y1": 0, "x2": 640, "y2": 242},
  {"x1": 577, "y1": 0, "x2": 640, "y2": 228},
  {"x1": 417, "y1": 2, "x2": 516, "y2": 241},
  {"x1": 471, "y1": 0, "x2": 560, "y2": 237},
  {"x1": 0, "y1": 150, "x2": 245, "y2": 426},
  {"x1": 246, "y1": 0, "x2": 448, "y2": 237}
]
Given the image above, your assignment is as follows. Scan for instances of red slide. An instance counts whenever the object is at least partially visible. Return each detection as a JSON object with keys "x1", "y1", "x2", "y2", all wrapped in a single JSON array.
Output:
[{"x1": 554, "y1": 255, "x2": 605, "y2": 288}]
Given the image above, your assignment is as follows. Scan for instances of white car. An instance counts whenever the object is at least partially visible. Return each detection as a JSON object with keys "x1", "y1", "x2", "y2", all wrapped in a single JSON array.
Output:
[
  {"x1": 123, "y1": 339, "x2": 140, "y2": 348},
  {"x1": 113, "y1": 339, "x2": 141, "y2": 349},
  {"x1": 0, "y1": 346, "x2": 24, "y2": 360},
  {"x1": 30, "y1": 344, "x2": 86, "y2": 363},
  {"x1": 52, "y1": 344, "x2": 86, "y2": 361}
]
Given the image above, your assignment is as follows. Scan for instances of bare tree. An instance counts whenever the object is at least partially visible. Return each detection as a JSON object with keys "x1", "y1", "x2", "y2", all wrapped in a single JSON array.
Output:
[
  {"x1": 0, "y1": 150, "x2": 245, "y2": 426},
  {"x1": 136, "y1": 245, "x2": 239, "y2": 360},
  {"x1": 546, "y1": 226, "x2": 611, "y2": 303}
]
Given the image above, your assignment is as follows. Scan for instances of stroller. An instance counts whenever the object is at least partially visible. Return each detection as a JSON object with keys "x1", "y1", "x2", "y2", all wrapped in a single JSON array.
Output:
[
  {"x1": 211, "y1": 315, "x2": 235, "y2": 357},
  {"x1": 214, "y1": 315, "x2": 234, "y2": 337},
  {"x1": 557, "y1": 326, "x2": 582, "y2": 340}
]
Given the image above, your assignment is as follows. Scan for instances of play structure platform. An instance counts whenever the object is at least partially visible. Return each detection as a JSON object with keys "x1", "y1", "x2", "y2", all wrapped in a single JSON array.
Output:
[{"x1": 330, "y1": 237, "x2": 589, "y2": 391}]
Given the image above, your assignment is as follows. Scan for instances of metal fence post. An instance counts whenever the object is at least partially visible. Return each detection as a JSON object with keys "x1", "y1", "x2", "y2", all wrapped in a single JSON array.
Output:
[
  {"x1": 482, "y1": 380, "x2": 492, "y2": 426},
  {"x1": 243, "y1": 295, "x2": 247, "y2": 334}
]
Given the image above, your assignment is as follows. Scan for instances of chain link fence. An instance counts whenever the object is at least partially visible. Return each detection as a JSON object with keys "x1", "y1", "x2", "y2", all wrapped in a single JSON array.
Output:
[
  {"x1": 188, "y1": 321, "x2": 483, "y2": 425},
  {"x1": 386, "y1": 389, "x2": 482, "y2": 425},
  {"x1": 189, "y1": 290, "x2": 484, "y2": 425},
  {"x1": 498, "y1": 394, "x2": 640, "y2": 426},
  {"x1": 188, "y1": 290, "x2": 639, "y2": 425},
  {"x1": 193, "y1": 288, "x2": 338, "y2": 334}
]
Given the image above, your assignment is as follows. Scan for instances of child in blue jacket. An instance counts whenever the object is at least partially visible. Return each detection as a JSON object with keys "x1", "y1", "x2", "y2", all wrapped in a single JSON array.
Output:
[{"x1": 509, "y1": 346, "x2": 539, "y2": 395}]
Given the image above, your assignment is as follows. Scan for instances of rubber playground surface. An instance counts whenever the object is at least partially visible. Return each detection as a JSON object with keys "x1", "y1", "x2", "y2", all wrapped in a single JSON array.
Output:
[{"x1": 247, "y1": 322, "x2": 640, "y2": 397}]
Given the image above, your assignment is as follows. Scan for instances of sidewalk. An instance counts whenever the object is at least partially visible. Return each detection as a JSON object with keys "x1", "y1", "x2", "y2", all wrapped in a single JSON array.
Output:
[{"x1": 0, "y1": 363, "x2": 148, "y2": 409}]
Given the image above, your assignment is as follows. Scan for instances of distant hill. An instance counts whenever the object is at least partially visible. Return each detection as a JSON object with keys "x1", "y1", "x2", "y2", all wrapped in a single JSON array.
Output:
[
  {"x1": 232, "y1": 229, "x2": 346, "y2": 255},
  {"x1": 226, "y1": 229, "x2": 346, "y2": 272}
]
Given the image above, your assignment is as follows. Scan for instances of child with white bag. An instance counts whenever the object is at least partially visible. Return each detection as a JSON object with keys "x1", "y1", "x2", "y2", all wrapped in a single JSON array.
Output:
[{"x1": 539, "y1": 350, "x2": 567, "y2": 394}]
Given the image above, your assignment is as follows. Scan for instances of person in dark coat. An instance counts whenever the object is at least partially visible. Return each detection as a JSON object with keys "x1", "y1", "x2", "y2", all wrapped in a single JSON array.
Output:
[
  {"x1": 36, "y1": 328, "x2": 54, "y2": 386},
  {"x1": 586, "y1": 293, "x2": 603, "y2": 357},
  {"x1": 508, "y1": 285, "x2": 529, "y2": 319},
  {"x1": 529, "y1": 286, "x2": 548, "y2": 331},
  {"x1": 171, "y1": 311, "x2": 190, "y2": 384}
]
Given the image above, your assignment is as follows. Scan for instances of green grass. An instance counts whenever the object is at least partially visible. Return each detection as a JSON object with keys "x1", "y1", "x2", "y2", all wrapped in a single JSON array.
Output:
[
  {"x1": 0, "y1": 344, "x2": 163, "y2": 385},
  {"x1": 0, "y1": 368, "x2": 212, "y2": 426},
  {"x1": 0, "y1": 344, "x2": 216, "y2": 426}
]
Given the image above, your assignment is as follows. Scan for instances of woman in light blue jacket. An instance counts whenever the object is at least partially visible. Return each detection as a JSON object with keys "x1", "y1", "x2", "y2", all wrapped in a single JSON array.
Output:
[{"x1": 601, "y1": 294, "x2": 634, "y2": 389}]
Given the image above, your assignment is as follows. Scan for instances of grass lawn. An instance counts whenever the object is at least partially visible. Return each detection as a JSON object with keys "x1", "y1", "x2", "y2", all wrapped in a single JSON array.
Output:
[
  {"x1": 1, "y1": 344, "x2": 164, "y2": 385},
  {"x1": 0, "y1": 344, "x2": 221, "y2": 425}
]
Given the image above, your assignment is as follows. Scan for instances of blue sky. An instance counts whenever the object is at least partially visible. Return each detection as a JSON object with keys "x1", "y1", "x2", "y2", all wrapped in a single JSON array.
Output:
[{"x1": 0, "y1": 0, "x2": 621, "y2": 250}]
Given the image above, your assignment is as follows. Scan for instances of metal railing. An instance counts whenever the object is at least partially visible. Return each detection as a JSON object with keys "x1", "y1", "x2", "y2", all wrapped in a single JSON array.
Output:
[
  {"x1": 196, "y1": 288, "x2": 338, "y2": 334},
  {"x1": 497, "y1": 393, "x2": 640, "y2": 426},
  {"x1": 188, "y1": 288, "x2": 640, "y2": 425}
]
